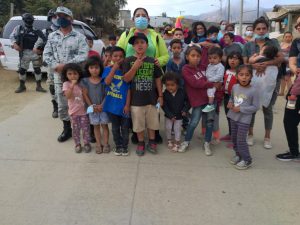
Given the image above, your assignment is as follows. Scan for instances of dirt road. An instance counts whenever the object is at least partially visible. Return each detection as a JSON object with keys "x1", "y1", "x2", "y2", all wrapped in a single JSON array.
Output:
[{"x1": 0, "y1": 67, "x2": 48, "y2": 122}]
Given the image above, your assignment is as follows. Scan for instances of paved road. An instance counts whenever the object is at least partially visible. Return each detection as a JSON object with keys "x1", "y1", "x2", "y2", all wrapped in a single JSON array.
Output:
[{"x1": 0, "y1": 94, "x2": 299, "y2": 225}]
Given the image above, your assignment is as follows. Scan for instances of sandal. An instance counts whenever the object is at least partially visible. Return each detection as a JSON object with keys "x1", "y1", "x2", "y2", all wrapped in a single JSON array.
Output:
[
  {"x1": 103, "y1": 144, "x2": 111, "y2": 153},
  {"x1": 96, "y1": 145, "x2": 103, "y2": 154}
]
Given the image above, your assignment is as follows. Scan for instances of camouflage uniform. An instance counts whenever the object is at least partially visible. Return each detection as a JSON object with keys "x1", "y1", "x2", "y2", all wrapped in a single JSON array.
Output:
[
  {"x1": 10, "y1": 24, "x2": 46, "y2": 91},
  {"x1": 43, "y1": 29, "x2": 89, "y2": 121}
]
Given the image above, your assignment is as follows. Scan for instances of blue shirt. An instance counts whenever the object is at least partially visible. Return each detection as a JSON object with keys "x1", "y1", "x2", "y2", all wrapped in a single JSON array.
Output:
[{"x1": 102, "y1": 66, "x2": 130, "y2": 117}]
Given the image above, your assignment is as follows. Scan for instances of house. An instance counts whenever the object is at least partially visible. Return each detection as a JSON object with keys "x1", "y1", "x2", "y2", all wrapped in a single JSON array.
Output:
[
  {"x1": 117, "y1": 10, "x2": 134, "y2": 30},
  {"x1": 149, "y1": 16, "x2": 172, "y2": 28},
  {"x1": 265, "y1": 4, "x2": 300, "y2": 35}
]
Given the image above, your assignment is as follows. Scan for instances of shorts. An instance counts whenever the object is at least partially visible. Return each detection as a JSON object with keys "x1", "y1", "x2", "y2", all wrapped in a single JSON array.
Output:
[
  {"x1": 88, "y1": 112, "x2": 110, "y2": 125},
  {"x1": 131, "y1": 105, "x2": 160, "y2": 133}
]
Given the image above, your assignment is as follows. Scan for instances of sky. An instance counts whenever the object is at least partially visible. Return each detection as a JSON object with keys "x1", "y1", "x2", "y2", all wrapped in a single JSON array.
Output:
[{"x1": 124, "y1": 0, "x2": 299, "y2": 17}]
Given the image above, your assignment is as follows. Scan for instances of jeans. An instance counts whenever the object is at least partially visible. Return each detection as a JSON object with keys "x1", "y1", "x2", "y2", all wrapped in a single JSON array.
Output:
[
  {"x1": 109, "y1": 113, "x2": 130, "y2": 149},
  {"x1": 185, "y1": 105, "x2": 213, "y2": 143}
]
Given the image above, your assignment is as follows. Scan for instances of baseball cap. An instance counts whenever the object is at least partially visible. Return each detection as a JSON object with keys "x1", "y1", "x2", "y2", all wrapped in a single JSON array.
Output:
[
  {"x1": 128, "y1": 33, "x2": 148, "y2": 45},
  {"x1": 55, "y1": 6, "x2": 73, "y2": 18}
]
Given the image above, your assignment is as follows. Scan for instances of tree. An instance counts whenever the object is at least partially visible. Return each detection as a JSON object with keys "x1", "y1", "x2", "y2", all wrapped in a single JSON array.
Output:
[
  {"x1": 24, "y1": 0, "x2": 55, "y2": 15},
  {"x1": 89, "y1": 0, "x2": 127, "y2": 28},
  {"x1": 0, "y1": 0, "x2": 10, "y2": 27}
]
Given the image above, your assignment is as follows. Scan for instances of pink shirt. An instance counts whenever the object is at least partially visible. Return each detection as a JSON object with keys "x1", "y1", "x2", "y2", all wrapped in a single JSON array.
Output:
[{"x1": 62, "y1": 81, "x2": 86, "y2": 116}]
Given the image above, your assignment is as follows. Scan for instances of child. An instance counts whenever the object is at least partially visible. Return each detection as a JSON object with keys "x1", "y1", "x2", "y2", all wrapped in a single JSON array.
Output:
[
  {"x1": 108, "y1": 34, "x2": 117, "y2": 47},
  {"x1": 227, "y1": 65, "x2": 260, "y2": 170},
  {"x1": 103, "y1": 46, "x2": 113, "y2": 67},
  {"x1": 166, "y1": 39, "x2": 185, "y2": 86},
  {"x1": 202, "y1": 47, "x2": 224, "y2": 113},
  {"x1": 222, "y1": 32, "x2": 243, "y2": 62},
  {"x1": 82, "y1": 56, "x2": 110, "y2": 154},
  {"x1": 102, "y1": 47, "x2": 131, "y2": 156},
  {"x1": 249, "y1": 45, "x2": 278, "y2": 64},
  {"x1": 162, "y1": 72, "x2": 190, "y2": 152},
  {"x1": 172, "y1": 28, "x2": 188, "y2": 52},
  {"x1": 179, "y1": 46, "x2": 217, "y2": 156},
  {"x1": 220, "y1": 51, "x2": 243, "y2": 143},
  {"x1": 123, "y1": 32, "x2": 163, "y2": 156},
  {"x1": 86, "y1": 35, "x2": 101, "y2": 58},
  {"x1": 62, "y1": 63, "x2": 91, "y2": 153}
]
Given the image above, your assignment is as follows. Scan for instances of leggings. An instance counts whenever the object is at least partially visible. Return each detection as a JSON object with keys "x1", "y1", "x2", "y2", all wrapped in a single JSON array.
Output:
[{"x1": 70, "y1": 115, "x2": 90, "y2": 146}]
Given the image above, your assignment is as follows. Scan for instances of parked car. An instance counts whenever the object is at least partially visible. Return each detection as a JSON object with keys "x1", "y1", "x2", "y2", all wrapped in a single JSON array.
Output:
[{"x1": 0, "y1": 16, "x2": 105, "y2": 72}]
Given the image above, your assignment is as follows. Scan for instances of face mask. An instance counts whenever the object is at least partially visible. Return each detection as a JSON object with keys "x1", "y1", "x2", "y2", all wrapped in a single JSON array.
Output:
[
  {"x1": 135, "y1": 17, "x2": 148, "y2": 30},
  {"x1": 220, "y1": 25, "x2": 226, "y2": 31},
  {"x1": 51, "y1": 18, "x2": 59, "y2": 27},
  {"x1": 209, "y1": 36, "x2": 217, "y2": 41},
  {"x1": 245, "y1": 31, "x2": 253, "y2": 37},
  {"x1": 254, "y1": 33, "x2": 269, "y2": 40},
  {"x1": 24, "y1": 19, "x2": 33, "y2": 28},
  {"x1": 228, "y1": 31, "x2": 235, "y2": 35},
  {"x1": 57, "y1": 17, "x2": 71, "y2": 28},
  {"x1": 197, "y1": 32, "x2": 205, "y2": 37}
]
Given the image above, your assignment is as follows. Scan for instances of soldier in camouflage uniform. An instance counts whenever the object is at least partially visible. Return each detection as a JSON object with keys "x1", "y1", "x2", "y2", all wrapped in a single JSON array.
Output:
[
  {"x1": 10, "y1": 13, "x2": 47, "y2": 93},
  {"x1": 34, "y1": 9, "x2": 60, "y2": 118},
  {"x1": 43, "y1": 7, "x2": 89, "y2": 142}
]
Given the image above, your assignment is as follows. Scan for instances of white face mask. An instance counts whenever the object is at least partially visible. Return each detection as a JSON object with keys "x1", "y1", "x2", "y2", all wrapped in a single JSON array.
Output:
[
  {"x1": 245, "y1": 31, "x2": 253, "y2": 37},
  {"x1": 220, "y1": 25, "x2": 226, "y2": 31}
]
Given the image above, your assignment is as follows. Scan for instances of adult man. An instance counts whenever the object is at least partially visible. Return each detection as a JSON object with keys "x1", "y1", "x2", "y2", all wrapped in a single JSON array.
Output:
[
  {"x1": 276, "y1": 17, "x2": 300, "y2": 161},
  {"x1": 43, "y1": 6, "x2": 89, "y2": 142},
  {"x1": 34, "y1": 9, "x2": 60, "y2": 118},
  {"x1": 10, "y1": 13, "x2": 47, "y2": 93}
]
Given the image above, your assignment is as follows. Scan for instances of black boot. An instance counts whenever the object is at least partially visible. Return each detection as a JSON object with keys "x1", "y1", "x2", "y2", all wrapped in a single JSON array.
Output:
[
  {"x1": 57, "y1": 120, "x2": 72, "y2": 142},
  {"x1": 15, "y1": 80, "x2": 26, "y2": 93},
  {"x1": 51, "y1": 100, "x2": 58, "y2": 118},
  {"x1": 131, "y1": 132, "x2": 138, "y2": 144},
  {"x1": 36, "y1": 80, "x2": 47, "y2": 92},
  {"x1": 155, "y1": 130, "x2": 163, "y2": 144},
  {"x1": 90, "y1": 124, "x2": 96, "y2": 143}
]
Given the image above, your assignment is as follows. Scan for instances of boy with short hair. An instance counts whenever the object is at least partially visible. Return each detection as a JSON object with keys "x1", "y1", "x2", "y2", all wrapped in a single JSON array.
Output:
[
  {"x1": 86, "y1": 35, "x2": 101, "y2": 58},
  {"x1": 108, "y1": 34, "x2": 117, "y2": 47},
  {"x1": 166, "y1": 39, "x2": 185, "y2": 85},
  {"x1": 203, "y1": 47, "x2": 225, "y2": 112},
  {"x1": 123, "y1": 33, "x2": 163, "y2": 156},
  {"x1": 102, "y1": 46, "x2": 131, "y2": 156}
]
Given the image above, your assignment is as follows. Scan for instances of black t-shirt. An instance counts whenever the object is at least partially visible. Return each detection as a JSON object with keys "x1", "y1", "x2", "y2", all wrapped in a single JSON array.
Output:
[
  {"x1": 123, "y1": 56, "x2": 162, "y2": 106},
  {"x1": 289, "y1": 38, "x2": 300, "y2": 58}
]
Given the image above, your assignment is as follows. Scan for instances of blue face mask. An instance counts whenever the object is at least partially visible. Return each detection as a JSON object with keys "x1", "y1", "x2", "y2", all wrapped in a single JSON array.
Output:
[
  {"x1": 254, "y1": 33, "x2": 269, "y2": 40},
  {"x1": 209, "y1": 36, "x2": 217, "y2": 41},
  {"x1": 135, "y1": 17, "x2": 148, "y2": 30},
  {"x1": 57, "y1": 17, "x2": 71, "y2": 28},
  {"x1": 197, "y1": 32, "x2": 205, "y2": 37}
]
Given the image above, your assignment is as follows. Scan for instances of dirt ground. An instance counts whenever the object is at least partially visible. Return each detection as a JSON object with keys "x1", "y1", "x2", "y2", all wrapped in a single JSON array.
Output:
[{"x1": 0, "y1": 66, "x2": 48, "y2": 122}]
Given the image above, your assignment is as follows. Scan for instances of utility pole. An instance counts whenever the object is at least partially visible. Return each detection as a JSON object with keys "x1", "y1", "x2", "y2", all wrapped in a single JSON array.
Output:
[
  {"x1": 257, "y1": 0, "x2": 260, "y2": 18},
  {"x1": 227, "y1": 0, "x2": 231, "y2": 23},
  {"x1": 239, "y1": 0, "x2": 243, "y2": 35},
  {"x1": 179, "y1": 11, "x2": 185, "y2": 15}
]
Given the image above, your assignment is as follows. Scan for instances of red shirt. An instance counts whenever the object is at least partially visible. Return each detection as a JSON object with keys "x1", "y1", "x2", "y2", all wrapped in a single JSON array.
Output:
[
  {"x1": 223, "y1": 69, "x2": 237, "y2": 95},
  {"x1": 182, "y1": 63, "x2": 214, "y2": 107}
]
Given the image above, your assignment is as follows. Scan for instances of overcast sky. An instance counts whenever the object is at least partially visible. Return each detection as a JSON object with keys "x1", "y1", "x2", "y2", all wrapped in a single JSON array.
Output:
[{"x1": 124, "y1": 0, "x2": 299, "y2": 17}]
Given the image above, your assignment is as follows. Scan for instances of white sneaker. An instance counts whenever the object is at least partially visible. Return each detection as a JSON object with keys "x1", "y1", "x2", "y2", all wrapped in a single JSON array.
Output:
[
  {"x1": 247, "y1": 135, "x2": 254, "y2": 146},
  {"x1": 230, "y1": 155, "x2": 240, "y2": 165},
  {"x1": 263, "y1": 138, "x2": 272, "y2": 149},
  {"x1": 204, "y1": 142, "x2": 212, "y2": 156},
  {"x1": 171, "y1": 143, "x2": 180, "y2": 152},
  {"x1": 202, "y1": 104, "x2": 215, "y2": 113},
  {"x1": 234, "y1": 160, "x2": 252, "y2": 170},
  {"x1": 178, "y1": 141, "x2": 189, "y2": 153}
]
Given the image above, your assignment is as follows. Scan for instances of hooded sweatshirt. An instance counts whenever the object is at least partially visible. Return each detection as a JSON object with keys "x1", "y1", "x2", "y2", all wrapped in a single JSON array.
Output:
[{"x1": 182, "y1": 63, "x2": 214, "y2": 107}]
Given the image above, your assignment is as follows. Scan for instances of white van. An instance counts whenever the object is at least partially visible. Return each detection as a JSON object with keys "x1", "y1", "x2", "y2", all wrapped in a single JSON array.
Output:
[{"x1": 0, "y1": 16, "x2": 105, "y2": 72}]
